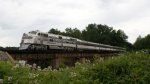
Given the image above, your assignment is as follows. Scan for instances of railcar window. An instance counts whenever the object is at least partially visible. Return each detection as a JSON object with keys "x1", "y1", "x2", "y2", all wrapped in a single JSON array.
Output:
[
  {"x1": 49, "y1": 39, "x2": 53, "y2": 42},
  {"x1": 59, "y1": 36, "x2": 62, "y2": 39},
  {"x1": 49, "y1": 36, "x2": 57, "y2": 39},
  {"x1": 38, "y1": 33, "x2": 40, "y2": 36},
  {"x1": 41, "y1": 33, "x2": 43, "y2": 36},
  {"x1": 70, "y1": 38, "x2": 76, "y2": 41},
  {"x1": 44, "y1": 34, "x2": 48, "y2": 37},
  {"x1": 49, "y1": 36, "x2": 53, "y2": 38},
  {"x1": 66, "y1": 41, "x2": 69, "y2": 43},
  {"x1": 37, "y1": 33, "x2": 48, "y2": 37}
]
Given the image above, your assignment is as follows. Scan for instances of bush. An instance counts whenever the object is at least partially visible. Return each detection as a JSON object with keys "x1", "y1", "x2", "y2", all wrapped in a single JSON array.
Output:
[
  {"x1": 1, "y1": 52, "x2": 150, "y2": 84},
  {"x1": 0, "y1": 61, "x2": 12, "y2": 79}
]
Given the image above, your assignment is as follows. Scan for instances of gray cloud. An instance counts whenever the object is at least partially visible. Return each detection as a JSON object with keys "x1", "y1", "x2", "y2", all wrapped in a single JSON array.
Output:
[{"x1": 0, "y1": 0, "x2": 150, "y2": 47}]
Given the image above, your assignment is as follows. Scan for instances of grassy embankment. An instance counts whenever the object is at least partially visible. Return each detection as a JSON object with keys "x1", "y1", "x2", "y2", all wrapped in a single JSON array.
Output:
[{"x1": 0, "y1": 51, "x2": 150, "y2": 84}]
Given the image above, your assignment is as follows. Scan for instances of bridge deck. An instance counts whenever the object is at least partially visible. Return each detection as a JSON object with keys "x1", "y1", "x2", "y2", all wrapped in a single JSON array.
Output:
[
  {"x1": 2, "y1": 49, "x2": 120, "y2": 54},
  {"x1": 1, "y1": 49, "x2": 121, "y2": 69}
]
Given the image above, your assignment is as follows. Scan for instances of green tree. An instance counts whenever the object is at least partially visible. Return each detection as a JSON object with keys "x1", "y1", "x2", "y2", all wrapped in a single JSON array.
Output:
[
  {"x1": 82, "y1": 24, "x2": 128, "y2": 47},
  {"x1": 82, "y1": 24, "x2": 99, "y2": 42},
  {"x1": 0, "y1": 46, "x2": 4, "y2": 50},
  {"x1": 60, "y1": 28, "x2": 82, "y2": 39},
  {"x1": 134, "y1": 34, "x2": 150, "y2": 50},
  {"x1": 48, "y1": 28, "x2": 61, "y2": 34}
]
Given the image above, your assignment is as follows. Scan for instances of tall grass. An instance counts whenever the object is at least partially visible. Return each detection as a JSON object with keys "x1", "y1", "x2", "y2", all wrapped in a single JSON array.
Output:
[{"x1": 0, "y1": 52, "x2": 150, "y2": 84}]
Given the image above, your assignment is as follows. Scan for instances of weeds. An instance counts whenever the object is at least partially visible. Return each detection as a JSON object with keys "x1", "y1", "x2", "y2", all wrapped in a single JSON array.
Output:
[{"x1": 0, "y1": 52, "x2": 150, "y2": 84}]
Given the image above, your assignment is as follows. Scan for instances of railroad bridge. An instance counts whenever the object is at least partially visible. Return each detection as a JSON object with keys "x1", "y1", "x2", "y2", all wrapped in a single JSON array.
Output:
[{"x1": 2, "y1": 50, "x2": 121, "y2": 69}]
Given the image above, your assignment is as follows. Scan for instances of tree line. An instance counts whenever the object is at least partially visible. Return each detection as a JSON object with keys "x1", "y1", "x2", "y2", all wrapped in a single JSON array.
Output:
[
  {"x1": 0, "y1": 47, "x2": 19, "y2": 50},
  {"x1": 134, "y1": 35, "x2": 150, "y2": 50},
  {"x1": 49, "y1": 24, "x2": 133, "y2": 50}
]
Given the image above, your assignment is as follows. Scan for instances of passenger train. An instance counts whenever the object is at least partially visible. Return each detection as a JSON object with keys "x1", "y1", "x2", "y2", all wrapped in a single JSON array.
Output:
[{"x1": 19, "y1": 30, "x2": 125, "y2": 51}]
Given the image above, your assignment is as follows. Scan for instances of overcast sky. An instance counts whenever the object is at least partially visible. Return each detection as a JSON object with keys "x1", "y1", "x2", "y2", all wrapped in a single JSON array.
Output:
[{"x1": 0, "y1": 0, "x2": 150, "y2": 47}]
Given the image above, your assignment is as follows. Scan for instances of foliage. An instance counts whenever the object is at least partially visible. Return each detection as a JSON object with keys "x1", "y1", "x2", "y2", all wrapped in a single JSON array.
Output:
[
  {"x1": 48, "y1": 28, "x2": 62, "y2": 35},
  {"x1": 134, "y1": 35, "x2": 150, "y2": 50},
  {"x1": 0, "y1": 47, "x2": 19, "y2": 51},
  {"x1": 0, "y1": 47, "x2": 4, "y2": 50},
  {"x1": 1, "y1": 52, "x2": 150, "y2": 84},
  {"x1": 64, "y1": 28, "x2": 82, "y2": 39},
  {"x1": 82, "y1": 24, "x2": 128, "y2": 47},
  {"x1": 0, "y1": 61, "x2": 12, "y2": 79},
  {"x1": 5, "y1": 47, "x2": 19, "y2": 50}
]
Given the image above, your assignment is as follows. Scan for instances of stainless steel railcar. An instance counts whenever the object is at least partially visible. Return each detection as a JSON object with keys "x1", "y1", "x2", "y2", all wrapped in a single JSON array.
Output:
[{"x1": 19, "y1": 30, "x2": 125, "y2": 51}]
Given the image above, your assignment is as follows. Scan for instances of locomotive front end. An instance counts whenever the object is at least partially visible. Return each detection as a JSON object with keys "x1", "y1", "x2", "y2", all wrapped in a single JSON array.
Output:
[{"x1": 19, "y1": 31, "x2": 37, "y2": 50}]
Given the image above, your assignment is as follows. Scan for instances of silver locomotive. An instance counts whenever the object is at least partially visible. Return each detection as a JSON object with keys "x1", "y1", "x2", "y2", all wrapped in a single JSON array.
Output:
[{"x1": 19, "y1": 30, "x2": 125, "y2": 51}]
